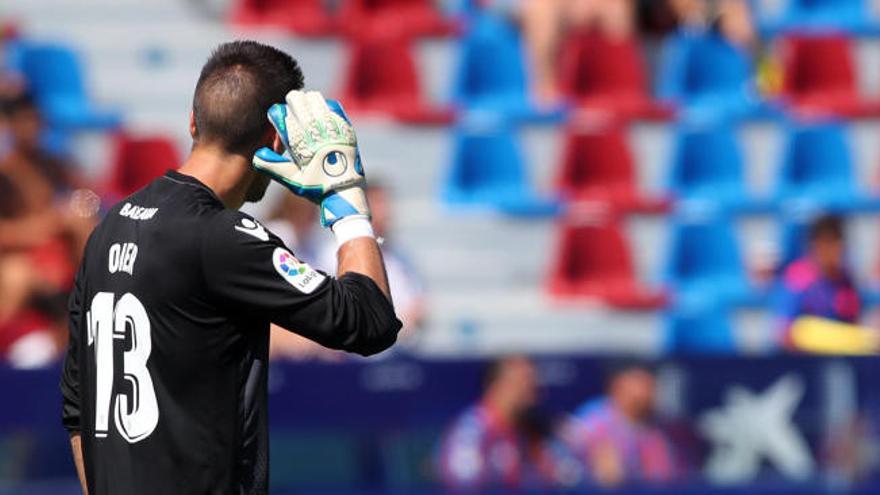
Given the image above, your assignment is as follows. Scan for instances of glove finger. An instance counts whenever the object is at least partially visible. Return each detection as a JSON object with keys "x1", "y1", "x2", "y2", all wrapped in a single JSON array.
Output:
[
  {"x1": 252, "y1": 147, "x2": 291, "y2": 173},
  {"x1": 267, "y1": 103, "x2": 296, "y2": 159},
  {"x1": 253, "y1": 148, "x2": 325, "y2": 202},
  {"x1": 305, "y1": 91, "x2": 331, "y2": 118},
  {"x1": 325, "y1": 99, "x2": 352, "y2": 124},
  {"x1": 286, "y1": 90, "x2": 314, "y2": 130}
]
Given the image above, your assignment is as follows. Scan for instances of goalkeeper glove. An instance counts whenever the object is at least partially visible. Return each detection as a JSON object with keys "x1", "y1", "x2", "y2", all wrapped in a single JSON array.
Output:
[{"x1": 253, "y1": 90, "x2": 369, "y2": 229}]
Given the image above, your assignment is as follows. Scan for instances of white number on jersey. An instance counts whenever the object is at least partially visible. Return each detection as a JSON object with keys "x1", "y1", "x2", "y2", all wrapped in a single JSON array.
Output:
[{"x1": 88, "y1": 292, "x2": 159, "y2": 443}]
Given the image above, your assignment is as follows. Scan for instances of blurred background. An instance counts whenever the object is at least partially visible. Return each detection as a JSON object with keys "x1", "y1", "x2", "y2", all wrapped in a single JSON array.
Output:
[{"x1": 3, "y1": 0, "x2": 880, "y2": 493}]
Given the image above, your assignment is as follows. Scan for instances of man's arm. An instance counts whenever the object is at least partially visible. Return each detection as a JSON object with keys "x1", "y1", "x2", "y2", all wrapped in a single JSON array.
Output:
[
  {"x1": 336, "y1": 230, "x2": 390, "y2": 300},
  {"x1": 239, "y1": 90, "x2": 400, "y2": 354},
  {"x1": 253, "y1": 91, "x2": 390, "y2": 299},
  {"x1": 202, "y1": 211, "x2": 400, "y2": 356},
  {"x1": 61, "y1": 262, "x2": 86, "y2": 492},
  {"x1": 70, "y1": 432, "x2": 88, "y2": 495}
]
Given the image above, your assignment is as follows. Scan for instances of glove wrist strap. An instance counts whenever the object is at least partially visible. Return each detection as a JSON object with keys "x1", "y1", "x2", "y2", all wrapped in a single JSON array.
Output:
[{"x1": 331, "y1": 216, "x2": 375, "y2": 248}]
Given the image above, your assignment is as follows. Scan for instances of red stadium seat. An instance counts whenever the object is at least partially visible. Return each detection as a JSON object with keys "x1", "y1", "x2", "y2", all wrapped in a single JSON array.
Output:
[
  {"x1": 338, "y1": 0, "x2": 457, "y2": 37},
  {"x1": 558, "y1": 33, "x2": 671, "y2": 119},
  {"x1": 548, "y1": 220, "x2": 666, "y2": 309},
  {"x1": 556, "y1": 123, "x2": 668, "y2": 213},
  {"x1": 339, "y1": 31, "x2": 453, "y2": 124},
  {"x1": 107, "y1": 134, "x2": 181, "y2": 200},
  {"x1": 780, "y1": 35, "x2": 870, "y2": 117},
  {"x1": 229, "y1": 0, "x2": 336, "y2": 36}
]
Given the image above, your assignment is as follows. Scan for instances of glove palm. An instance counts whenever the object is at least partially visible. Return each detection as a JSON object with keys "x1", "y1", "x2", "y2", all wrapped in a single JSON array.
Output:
[{"x1": 253, "y1": 90, "x2": 369, "y2": 227}]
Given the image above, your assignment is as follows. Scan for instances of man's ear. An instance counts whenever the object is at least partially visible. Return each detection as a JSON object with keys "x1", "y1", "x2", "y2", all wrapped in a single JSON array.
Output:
[{"x1": 189, "y1": 111, "x2": 197, "y2": 139}]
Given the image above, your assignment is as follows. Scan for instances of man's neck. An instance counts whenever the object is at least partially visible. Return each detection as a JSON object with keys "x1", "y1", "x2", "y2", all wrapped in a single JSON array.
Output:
[{"x1": 177, "y1": 145, "x2": 252, "y2": 210}]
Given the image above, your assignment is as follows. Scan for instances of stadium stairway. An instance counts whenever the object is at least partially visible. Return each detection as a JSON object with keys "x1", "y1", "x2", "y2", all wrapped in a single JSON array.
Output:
[{"x1": 5, "y1": 0, "x2": 880, "y2": 356}]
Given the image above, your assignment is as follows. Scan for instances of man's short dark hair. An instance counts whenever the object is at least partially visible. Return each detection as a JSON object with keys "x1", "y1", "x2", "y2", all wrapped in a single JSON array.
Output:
[
  {"x1": 809, "y1": 215, "x2": 844, "y2": 242},
  {"x1": 192, "y1": 40, "x2": 304, "y2": 155}
]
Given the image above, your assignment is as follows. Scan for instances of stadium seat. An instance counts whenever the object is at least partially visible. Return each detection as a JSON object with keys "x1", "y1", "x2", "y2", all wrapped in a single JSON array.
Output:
[
  {"x1": 340, "y1": 31, "x2": 453, "y2": 124},
  {"x1": 665, "y1": 216, "x2": 754, "y2": 307},
  {"x1": 657, "y1": 31, "x2": 761, "y2": 118},
  {"x1": 556, "y1": 123, "x2": 667, "y2": 212},
  {"x1": 228, "y1": 0, "x2": 337, "y2": 36},
  {"x1": 663, "y1": 305, "x2": 737, "y2": 354},
  {"x1": 442, "y1": 118, "x2": 556, "y2": 215},
  {"x1": 338, "y1": 0, "x2": 457, "y2": 37},
  {"x1": 548, "y1": 220, "x2": 666, "y2": 309},
  {"x1": 667, "y1": 123, "x2": 755, "y2": 211},
  {"x1": 774, "y1": 120, "x2": 871, "y2": 211},
  {"x1": 780, "y1": 35, "x2": 869, "y2": 117},
  {"x1": 765, "y1": 0, "x2": 873, "y2": 35},
  {"x1": 452, "y1": 12, "x2": 562, "y2": 123},
  {"x1": 558, "y1": 32, "x2": 670, "y2": 119},
  {"x1": 778, "y1": 218, "x2": 815, "y2": 269},
  {"x1": 18, "y1": 43, "x2": 120, "y2": 130},
  {"x1": 106, "y1": 134, "x2": 181, "y2": 200}
]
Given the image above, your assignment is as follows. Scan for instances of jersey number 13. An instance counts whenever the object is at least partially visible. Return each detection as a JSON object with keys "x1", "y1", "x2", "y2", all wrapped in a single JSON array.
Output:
[{"x1": 88, "y1": 292, "x2": 159, "y2": 443}]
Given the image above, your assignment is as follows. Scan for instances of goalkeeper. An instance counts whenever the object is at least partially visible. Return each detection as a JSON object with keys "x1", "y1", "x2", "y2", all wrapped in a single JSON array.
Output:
[{"x1": 60, "y1": 40, "x2": 400, "y2": 494}]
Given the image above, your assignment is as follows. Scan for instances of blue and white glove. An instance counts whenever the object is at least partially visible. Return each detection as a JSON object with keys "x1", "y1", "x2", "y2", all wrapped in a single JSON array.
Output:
[{"x1": 253, "y1": 90, "x2": 370, "y2": 230}]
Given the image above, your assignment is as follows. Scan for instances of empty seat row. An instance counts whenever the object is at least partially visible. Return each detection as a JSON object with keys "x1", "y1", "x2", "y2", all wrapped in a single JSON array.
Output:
[{"x1": 444, "y1": 117, "x2": 877, "y2": 216}]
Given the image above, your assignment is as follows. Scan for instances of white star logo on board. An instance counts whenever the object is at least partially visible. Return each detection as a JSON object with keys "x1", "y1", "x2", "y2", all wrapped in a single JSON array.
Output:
[{"x1": 699, "y1": 374, "x2": 815, "y2": 484}]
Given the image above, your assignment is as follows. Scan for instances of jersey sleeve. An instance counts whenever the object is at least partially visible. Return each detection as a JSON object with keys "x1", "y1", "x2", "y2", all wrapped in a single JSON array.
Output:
[
  {"x1": 201, "y1": 211, "x2": 400, "y2": 356},
  {"x1": 61, "y1": 261, "x2": 85, "y2": 433}
]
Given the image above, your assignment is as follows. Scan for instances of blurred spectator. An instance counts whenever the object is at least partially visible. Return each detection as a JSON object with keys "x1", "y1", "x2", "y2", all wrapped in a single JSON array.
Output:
[
  {"x1": 774, "y1": 215, "x2": 861, "y2": 350},
  {"x1": 521, "y1": 0, "x2": 637, "y2": 104},
  {"x1": 268, "y1": 180, "x2": 426, "y2": 360},
  {"x1": 564, "y1": 363, "x2": 677, "y2": 487},
  {"x1": 437, "y1": 356, "x2": 580, "y2": 491},
  {"x1": 0, "y1": 92, "x2": 97, "y2": 367}
]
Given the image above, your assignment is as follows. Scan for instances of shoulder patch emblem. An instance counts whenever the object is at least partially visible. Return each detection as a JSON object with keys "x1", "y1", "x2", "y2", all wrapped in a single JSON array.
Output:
[
  {"x1": 272, "y1": 247, "x2": 325, "y2": 294},
  {"x1": 235, "y1": 218, "x2": 269, "y2": 242}
]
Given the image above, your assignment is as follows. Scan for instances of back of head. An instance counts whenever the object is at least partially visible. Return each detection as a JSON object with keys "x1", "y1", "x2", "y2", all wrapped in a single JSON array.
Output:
[{"x1": 192, "y1": 40, "x2": 304, "y2": 156}]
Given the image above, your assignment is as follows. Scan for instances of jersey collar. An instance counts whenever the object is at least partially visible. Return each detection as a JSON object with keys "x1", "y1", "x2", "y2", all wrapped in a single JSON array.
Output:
[{"x1": 163, "y1": 170, "x2": 224, "y2": 207}]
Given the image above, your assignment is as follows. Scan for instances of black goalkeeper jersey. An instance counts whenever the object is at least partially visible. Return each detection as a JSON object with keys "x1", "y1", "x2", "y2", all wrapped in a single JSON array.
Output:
[{"x1": 60, "y1": 170, "x2": 400, "y2": 494}]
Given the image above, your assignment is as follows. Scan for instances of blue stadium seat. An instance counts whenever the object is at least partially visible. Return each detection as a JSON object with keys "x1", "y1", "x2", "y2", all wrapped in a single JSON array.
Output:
[
  {"x1": 667, "y1": 123, "x2": 757, "y2": 211},
  {"x1": 764, "y1": 0, "x2": 875, "y2": 34},
  {"x1": 779, "y1": 219, "x2": 811, "y2": 269},
  {"x1": 18, "y1": 42, "x2": 120, "y2": 130},
  {"x1": 657, "y1": 31, "x2": 762, "y2": 118},
  {"x1": 663, "y1": 305, "x2": 737, "y2": 354},
  {"x1": 665, "y1": 216, "x2": 755, "y2": 307},
  {"x1": 441, "y1": 116, "x2": 557, "y2": 215},
  {"x1": 775, "y1": 121, "x2": 875, "y2": 212},
  {"x1": 452, "y1": 13, "x2": 562, "y2": 123}
]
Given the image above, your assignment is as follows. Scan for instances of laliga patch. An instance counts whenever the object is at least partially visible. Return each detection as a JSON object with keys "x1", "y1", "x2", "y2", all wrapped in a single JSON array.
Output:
[{"x1": 272, "y1": 247, "x2": 325, "y2": 294}]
